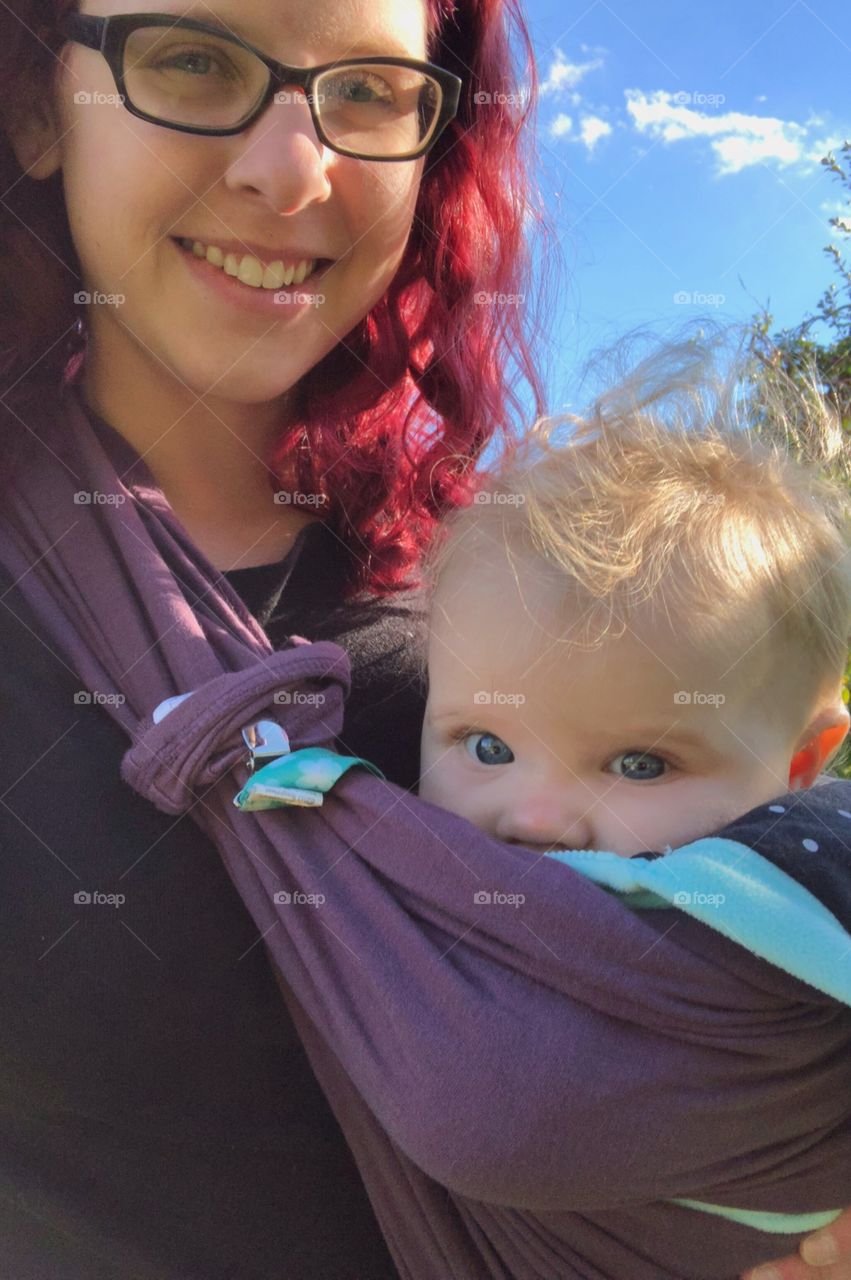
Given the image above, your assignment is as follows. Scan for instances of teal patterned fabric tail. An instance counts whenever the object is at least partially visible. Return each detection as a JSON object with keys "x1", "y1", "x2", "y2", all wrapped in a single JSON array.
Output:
[
  {"x1": 671, "y1": 1199, "x2": 843, "y2": 1234},
  {"x1": 234, "y1": 746, "x2": 385, "y2": 810}
]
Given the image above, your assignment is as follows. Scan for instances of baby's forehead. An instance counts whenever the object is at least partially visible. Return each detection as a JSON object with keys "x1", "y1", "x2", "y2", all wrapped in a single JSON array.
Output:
[{"x1": 427, "y1": 554, "x2": 769, "y2": 718}]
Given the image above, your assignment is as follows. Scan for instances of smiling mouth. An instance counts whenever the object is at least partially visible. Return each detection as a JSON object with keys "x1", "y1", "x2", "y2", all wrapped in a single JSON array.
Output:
[{"x1": 173, "y1": 237, "x2": 333, "y2": 291}]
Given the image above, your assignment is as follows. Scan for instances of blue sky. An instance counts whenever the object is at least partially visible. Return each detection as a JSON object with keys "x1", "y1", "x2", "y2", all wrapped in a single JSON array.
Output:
[{"x1": 519, "y1": 0, "x2": 851, "y2": 407}]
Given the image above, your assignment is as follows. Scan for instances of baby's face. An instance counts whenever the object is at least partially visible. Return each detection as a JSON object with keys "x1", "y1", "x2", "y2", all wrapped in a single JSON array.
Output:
[{"x1": 419, "y1": 552, "x2": 797, "y2": 857}]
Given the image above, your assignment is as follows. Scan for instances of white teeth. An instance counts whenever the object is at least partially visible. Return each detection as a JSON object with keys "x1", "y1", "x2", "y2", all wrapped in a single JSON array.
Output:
[
  {"x1": 261, "y1": 261, "x2": 286, "y2": 290},
  {"x1": 181, "y1": 238, "x2": 316, "y2": 290},
  {"x1": 237, "y1": 256, "x2": 264, "y2": 287}
]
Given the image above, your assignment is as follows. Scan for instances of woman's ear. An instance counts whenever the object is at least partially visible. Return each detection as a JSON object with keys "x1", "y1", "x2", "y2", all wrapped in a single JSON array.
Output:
[
  {"x1": 6, "y1": 89, "x2": 64, "y2": 181},
  {"x1": 788, "y1": 697, "x2": 850, "y2": 791}
]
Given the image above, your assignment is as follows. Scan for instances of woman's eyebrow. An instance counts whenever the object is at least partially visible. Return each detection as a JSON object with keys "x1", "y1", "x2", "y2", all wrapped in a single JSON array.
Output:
[{"x1": 157, "y1": 8, "x2": 417, "y2": 59}]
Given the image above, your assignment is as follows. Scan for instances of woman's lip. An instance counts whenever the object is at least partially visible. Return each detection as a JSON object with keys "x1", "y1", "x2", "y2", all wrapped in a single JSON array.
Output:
[{"x1": 172, "y1": 237, "x2": 332, "y2": 314}]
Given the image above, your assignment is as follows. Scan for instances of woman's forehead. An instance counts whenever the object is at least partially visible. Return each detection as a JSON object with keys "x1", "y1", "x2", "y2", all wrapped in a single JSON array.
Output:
[{"x1": 89, "y1": 0, "x2": 430, "y2": 56}]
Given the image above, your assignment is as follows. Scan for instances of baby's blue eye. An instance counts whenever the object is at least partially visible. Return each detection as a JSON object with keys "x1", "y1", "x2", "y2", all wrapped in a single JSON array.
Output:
[
  {"x1": 608, "y1": 751, "x2": 667, "y2": 780},
  {"x1": 463, "y1": 733, "x2": 515, "y2": 766}
]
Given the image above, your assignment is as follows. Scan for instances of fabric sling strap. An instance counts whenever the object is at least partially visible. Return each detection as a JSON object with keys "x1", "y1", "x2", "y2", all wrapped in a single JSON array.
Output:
[{"x1": 1, "y1": 380, "x2": 849, "y2": 1280}]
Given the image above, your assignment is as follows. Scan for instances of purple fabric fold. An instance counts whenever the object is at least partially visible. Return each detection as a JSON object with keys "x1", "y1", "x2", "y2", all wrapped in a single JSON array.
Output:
[{"x1": 1, "y1": 380, "x2": 850, "y2": 1280}]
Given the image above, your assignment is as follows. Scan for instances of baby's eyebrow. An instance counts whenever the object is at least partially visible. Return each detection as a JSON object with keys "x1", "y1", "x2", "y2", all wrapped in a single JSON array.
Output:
[
  {"x1": 557, "y1": 723, "x2": 717, "y2": 755},
  {"x1": 610, "y1": 727, "x2": 729, "y2": 762},
  {"x1": 635, "y1": 726, "x2": 711, "y2": 749},
  {"x1": 429, "y1": 708, "x2": 475, "y2": 723}
]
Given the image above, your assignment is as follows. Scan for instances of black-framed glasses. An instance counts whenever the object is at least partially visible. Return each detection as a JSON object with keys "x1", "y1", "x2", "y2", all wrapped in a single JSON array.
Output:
[{"x1": 62, "y1": 12, "x2": 463, "y2": 161}]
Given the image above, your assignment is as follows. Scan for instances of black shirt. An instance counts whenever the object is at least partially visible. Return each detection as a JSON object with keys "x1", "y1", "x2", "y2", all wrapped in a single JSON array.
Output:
[{"x1": 0, "y1": 510, "x2": 427, "y2": 1279}]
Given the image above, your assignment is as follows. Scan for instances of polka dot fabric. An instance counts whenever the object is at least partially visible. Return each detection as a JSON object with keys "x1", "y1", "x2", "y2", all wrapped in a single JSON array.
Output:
[{"x1": 713, "y1": 780, "x2": 851, "y2": 931}]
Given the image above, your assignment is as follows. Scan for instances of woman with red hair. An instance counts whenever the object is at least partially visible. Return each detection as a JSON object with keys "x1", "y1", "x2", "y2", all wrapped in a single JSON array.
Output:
[{"x1": 0, "y1": 1, "x2": 847, "y2": 1277}]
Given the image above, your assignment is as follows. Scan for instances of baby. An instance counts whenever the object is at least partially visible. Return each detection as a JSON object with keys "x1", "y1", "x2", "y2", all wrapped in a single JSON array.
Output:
[
  {"x1": 232, "y1": 336, "x2": 851, "y2": 1278},
  {"x1": 417, "y1": 338, "x2": 851, "y2": 861}
]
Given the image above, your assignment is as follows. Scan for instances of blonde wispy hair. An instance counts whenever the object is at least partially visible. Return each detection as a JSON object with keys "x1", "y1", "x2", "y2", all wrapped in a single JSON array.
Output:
[{"x1": 422, "y1": 330, "x2": 851, "y2": 719}]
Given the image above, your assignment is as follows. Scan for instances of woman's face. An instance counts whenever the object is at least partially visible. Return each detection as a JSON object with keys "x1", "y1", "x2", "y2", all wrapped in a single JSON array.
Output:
[{"x1": 32, "y1": 0, "x2": 428, "y2": 405}]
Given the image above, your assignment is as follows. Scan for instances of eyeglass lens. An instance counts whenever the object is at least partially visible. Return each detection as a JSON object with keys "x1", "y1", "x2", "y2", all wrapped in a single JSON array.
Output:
[{"x1": 123, "y1": 26, "x2": 443, "y2": 156}]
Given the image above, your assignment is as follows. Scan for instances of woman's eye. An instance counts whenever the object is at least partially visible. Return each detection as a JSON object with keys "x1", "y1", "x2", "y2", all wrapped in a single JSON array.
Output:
[
  {"x1": 153, "y1": 49, "x2": 213, "y2": 74},
  {"x1": 607, "y1": 751, "x2": 667, "y2": 780},
  {"x1": 462, "y1": 733, "x2": 515, "y2": 766},
  {"x1": 329, "y1": 71, "x2": 395, "y2": 107}
]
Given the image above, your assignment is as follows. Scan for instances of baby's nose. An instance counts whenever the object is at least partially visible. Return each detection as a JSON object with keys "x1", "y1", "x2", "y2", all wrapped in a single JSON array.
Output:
[{"x1": 495, "y1": 796, "x2": 593, "y2": 851}]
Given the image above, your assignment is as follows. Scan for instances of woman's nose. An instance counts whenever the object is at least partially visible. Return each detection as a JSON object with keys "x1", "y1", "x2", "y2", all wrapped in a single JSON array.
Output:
[
  {"x1": 495, "y1": 794, "x2": 594, "y2": 851},
  {"x1": 223, "y1": 90, "x2": 333, "y2": 215}
]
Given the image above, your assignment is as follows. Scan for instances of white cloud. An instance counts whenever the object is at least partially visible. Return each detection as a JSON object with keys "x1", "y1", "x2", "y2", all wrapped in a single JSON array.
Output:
[
  {"x1": 548, "y1": 112, "x2": 612, "y2": 152},
  {"x1": 541, "y1": 48, "x2": 604, "y2": 96},
  {"x1": 549, "y1": 113, "x2": 573, "y2": 138},
  {"x1": 625, "y1": 89, "x2": 810, "y2": 174},
  {"x1": 580, "y1": 116, "x2": 612, "y2": 151},
  {"x1": 807, "y1": 134, "x2": 847, "y2": 165}
]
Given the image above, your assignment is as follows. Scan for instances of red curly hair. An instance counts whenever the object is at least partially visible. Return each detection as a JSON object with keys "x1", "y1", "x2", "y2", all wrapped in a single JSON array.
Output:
[{"x1": 0, "y1": 0, "x2": 549, "y2": 595}]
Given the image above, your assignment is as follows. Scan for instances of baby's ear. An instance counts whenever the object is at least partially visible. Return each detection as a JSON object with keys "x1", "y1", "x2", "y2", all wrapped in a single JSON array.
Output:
[{"x1": 788, "y1": 700, "x2": 850, "y2": 791}]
